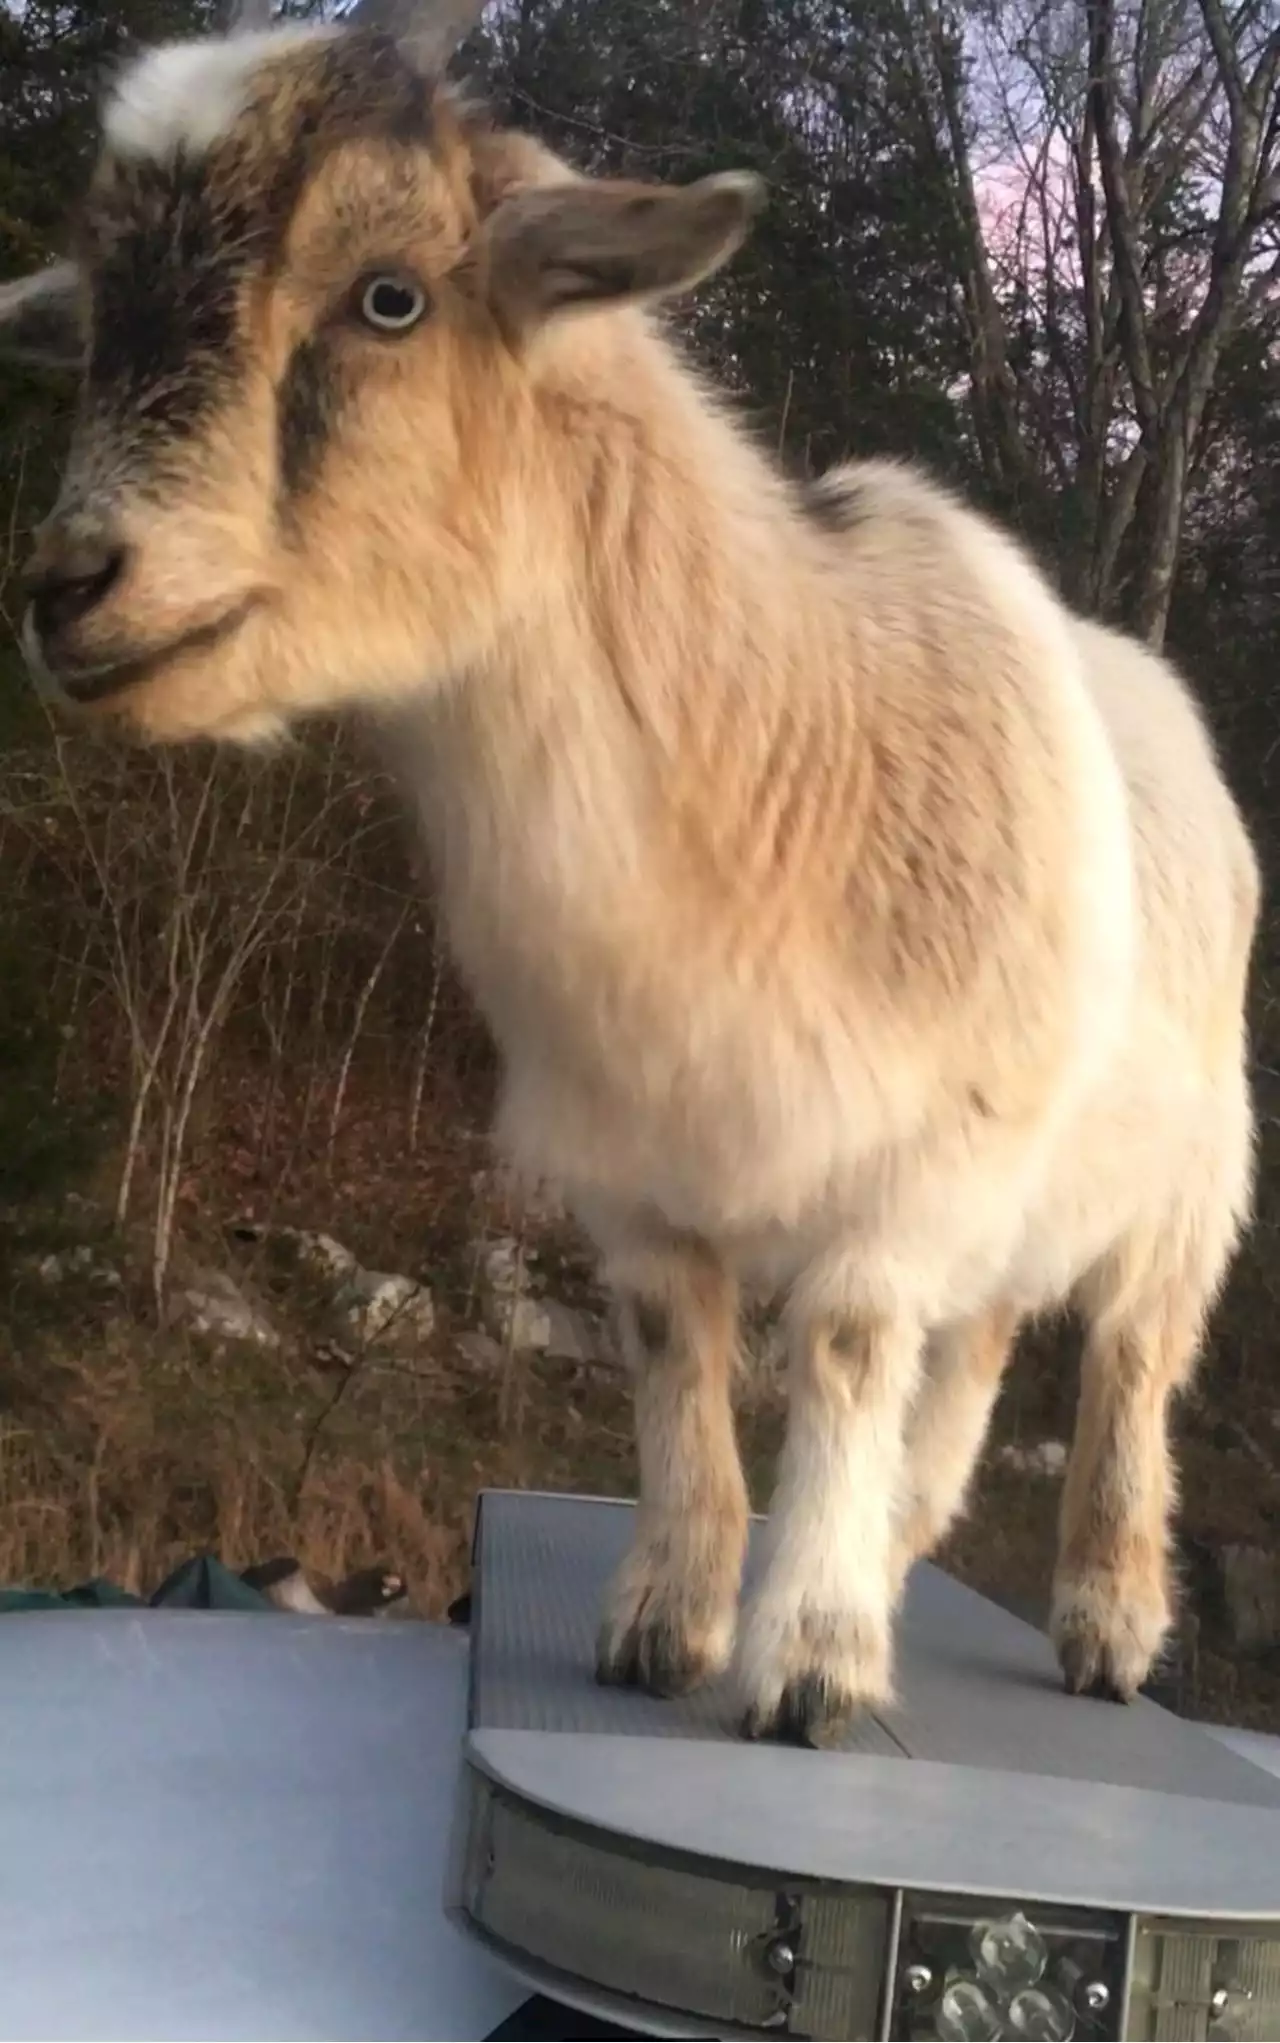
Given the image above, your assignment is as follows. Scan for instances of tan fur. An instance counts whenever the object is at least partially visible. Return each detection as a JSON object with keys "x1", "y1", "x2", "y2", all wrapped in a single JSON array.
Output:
[
  {"x1": 597, "y1": 1237, "x2": 748, "y2": 1697},
  {"x1": 3, "y1": 13, "x2": 1259, "y2": 1739},
  {"x1": 889, "y1": 1303, "x2": 1021, "y2": 1600}
]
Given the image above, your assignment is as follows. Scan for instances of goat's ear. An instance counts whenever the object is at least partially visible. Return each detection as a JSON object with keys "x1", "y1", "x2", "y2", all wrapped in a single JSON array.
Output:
[
  {"x1": 0, "y1": 262, "x2": 85, "y2": 369},
  {"x1": 474, "y1": 171, "x2": 764, "y2": 335}
]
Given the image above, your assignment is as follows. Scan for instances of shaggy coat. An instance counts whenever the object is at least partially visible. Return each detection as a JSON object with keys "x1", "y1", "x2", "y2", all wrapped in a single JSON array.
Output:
[{"x1": 0, "y1": 0, "x2": 1258, "y2": 1744}]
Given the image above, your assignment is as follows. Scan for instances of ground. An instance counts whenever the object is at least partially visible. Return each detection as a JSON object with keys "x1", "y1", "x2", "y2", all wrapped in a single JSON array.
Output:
[{"x1": 2, "y1": 1054, "x2": 1278, "y2": 1735}]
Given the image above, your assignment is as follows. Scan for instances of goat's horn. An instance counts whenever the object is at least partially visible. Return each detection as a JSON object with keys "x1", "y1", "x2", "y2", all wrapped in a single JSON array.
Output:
[
  {"x1": 221, "y1": 0, "x2": 275, "y2": 30},
  {"x1": 345, "y1": 0, "x2": 486, "y2": 70}
]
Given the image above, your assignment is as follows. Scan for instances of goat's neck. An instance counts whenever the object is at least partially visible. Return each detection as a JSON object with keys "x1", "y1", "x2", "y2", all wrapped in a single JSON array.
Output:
[
  {"x1": 539, "y1": 321, "x2": 843, "y2": 763},
  {"x1": 385, "y1": 322, "x2": 859, "y2": 961}
]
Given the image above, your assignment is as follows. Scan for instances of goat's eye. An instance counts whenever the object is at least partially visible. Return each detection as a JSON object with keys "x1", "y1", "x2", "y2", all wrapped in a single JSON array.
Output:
[{"x1": 357, "y1": 273, "x2": 428, "y2": 335}]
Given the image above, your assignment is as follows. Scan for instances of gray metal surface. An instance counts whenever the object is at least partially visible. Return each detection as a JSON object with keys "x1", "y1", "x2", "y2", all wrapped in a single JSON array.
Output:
[
  {"x1": 1199, "y1": 1722, "x2": 1280, "y2": 1780},
  {"x1": 465, "y1": 1489, "x2": 1280, "y2": 1917},
  {"x1": 471, "y1": 1488, "x2": 1280, "y2": 1801},
  {"x1": 468, "y1": 1727, "x2": 1280, "y2": 1919},
  {"x1": 0, "y1": 1610, "x2": 526, "y2": 2042}
]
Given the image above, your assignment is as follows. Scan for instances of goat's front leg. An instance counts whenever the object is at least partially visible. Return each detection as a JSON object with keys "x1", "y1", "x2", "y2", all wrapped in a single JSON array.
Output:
[
  {"x1": 737, "y1": 1297, "x2": 923, "y2": 1747},
  {"x1": 596, "y1": 1239, "x2": 748, "y2": 1697}
]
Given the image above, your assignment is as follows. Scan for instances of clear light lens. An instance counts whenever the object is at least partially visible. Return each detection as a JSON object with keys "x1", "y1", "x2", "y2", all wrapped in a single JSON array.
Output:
[
  {"x1": 936, "y1": 1968, "x2": 1005, "y2": 2040},
  {"x1": 1007, "y1": 1980, "x2": 1076, "y2": 2040},
  {"x1": 1126, "y1": 1922, "x2": 1280, "y2": 2041},
  {"x1": 971, "y1": 1913, "x2": 1049, "y2": 1994},
  {"x1": 894, "y1": 1894, "x2": 1126, "y2": 2042},
  {"x1": 457, "y1": 1773, "x2": 891, "y2": 2035}
]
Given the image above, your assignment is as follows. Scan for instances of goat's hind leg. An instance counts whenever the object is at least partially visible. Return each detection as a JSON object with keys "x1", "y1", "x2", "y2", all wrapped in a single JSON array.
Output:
[
  {"x1": 888, "y1": 1303, "x2": 1020, "y2": 1598},
  {"x1": 1053, "y1": 1235, "x2": 1215, "y2": 1704},
  {"x1": 596, "y1": 1237, "x2": 748, "y2": 1697}
]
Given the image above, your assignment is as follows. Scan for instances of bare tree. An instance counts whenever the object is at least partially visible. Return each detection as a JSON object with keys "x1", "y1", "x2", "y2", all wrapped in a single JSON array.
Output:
[{"x1": 898, "y1": 0, "x2": 1280, "y2": 643}]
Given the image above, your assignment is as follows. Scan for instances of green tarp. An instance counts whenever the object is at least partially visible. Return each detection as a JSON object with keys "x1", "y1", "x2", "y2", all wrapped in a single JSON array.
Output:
[{"x1": 0, "y1": 1554, "x2": 276, "y2": 1614}]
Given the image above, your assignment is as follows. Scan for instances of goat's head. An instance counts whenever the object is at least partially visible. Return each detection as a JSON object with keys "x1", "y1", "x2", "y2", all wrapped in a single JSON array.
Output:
[{"x1": 1, "y1": 0, "x2": 762, "y2": 744}]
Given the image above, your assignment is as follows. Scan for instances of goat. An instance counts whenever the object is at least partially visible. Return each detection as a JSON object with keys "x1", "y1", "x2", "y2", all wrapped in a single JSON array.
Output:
[{"x1": 1, "y1": 0, "x2": 1259, "y2": 1746}]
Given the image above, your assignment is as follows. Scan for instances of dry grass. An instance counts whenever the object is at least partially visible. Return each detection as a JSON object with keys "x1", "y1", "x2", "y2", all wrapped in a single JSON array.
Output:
[{"x1": 0, "y1": 1133, "x2": 631, "y2": 1615}]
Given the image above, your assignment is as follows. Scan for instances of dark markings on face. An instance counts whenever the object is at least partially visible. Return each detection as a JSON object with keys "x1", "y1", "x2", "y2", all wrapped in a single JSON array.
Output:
[
  {"x1": 86, "y1": 155, "x2": 255, "y2": 440},
  {"x1": 796, "y1": 470, "x2": 869, "y2": 536},
  {"x1": 278, "y1": 334, "x2": 344, "y2": 498},
  {"x1": 256, "y1": 30, "x2": 438, "y2": 234},
  {"x1": 75, "y1": 29, "x2": 438, "y2": 466}
]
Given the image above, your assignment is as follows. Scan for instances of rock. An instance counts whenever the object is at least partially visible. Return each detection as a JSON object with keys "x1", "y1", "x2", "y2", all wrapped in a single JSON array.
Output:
[
  {"x1": 34, "y1": 1245, "x2": 121, "y2": 1289},
  {"x1": 997, "y1": 1439, "x2": 1068, "y2": 1479},
  {"x1": 176, "y1": 1270, "x2": 279, "y2": 1348},
  {"x1": 481, "y1": 1235, "x2": 527, "y2": 1298},
  {"x1": 494, "y1": 1295, "x2": 553, "y2": 1352},
  {"x1": 336, "y1": 1269, "x2": 435, "y2": 1345},
  {"x1": 479, "y1": 1234, "x2": 551, "y2": 1350},
  {"x1": 456, "y1": 1330, "x2": 508, "y2": 1377},
  {"x1": 1218, "y1": 1544, "x2": 1280, "y2": 1655},
  {"x1": 291, "y1": 1230, "x2": 359, "y2": 1282},
  {"x1": 540, "y1": 1299, "x2": 600, "y2": 1365},
  {"x1": 269, "y1": 1228, "x2": 359, "y2": 1282}
]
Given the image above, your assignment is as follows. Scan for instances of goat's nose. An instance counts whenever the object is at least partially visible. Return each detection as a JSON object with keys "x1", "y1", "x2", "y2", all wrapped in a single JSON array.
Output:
[{"x1": 23, "y1": 519, "x2": 128, "y2": 642}]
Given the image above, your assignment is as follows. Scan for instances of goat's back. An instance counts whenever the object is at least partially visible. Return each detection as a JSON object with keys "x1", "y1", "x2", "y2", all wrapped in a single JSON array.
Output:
[{"x1": 1073, "y1": 616, "x2": 1259, "y2": 1068}]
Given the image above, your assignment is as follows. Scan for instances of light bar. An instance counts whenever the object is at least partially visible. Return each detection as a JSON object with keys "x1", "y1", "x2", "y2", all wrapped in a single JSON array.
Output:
[
  {"x1": 1126, "y1": 1919, "x2": 1280, "y2": 2041},
  {"x1": 452, "y1": 1771, "x2": 1158, "y2": 2038},
  {"x1": 457, "y1": 1771, "x2": 891, "y2": 2035}
]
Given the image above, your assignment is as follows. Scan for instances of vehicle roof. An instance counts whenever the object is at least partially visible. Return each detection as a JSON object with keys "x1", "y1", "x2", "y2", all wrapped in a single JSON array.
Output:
[{"x1": 0, "y1": 1609, "x2": 525, "y2": 2042}]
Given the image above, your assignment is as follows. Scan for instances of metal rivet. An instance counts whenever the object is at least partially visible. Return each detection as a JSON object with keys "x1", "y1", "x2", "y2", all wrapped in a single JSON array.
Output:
[
  {"x1": 765, "y1": 1939, "x2": 797, "y2": 1975},
  {"x1": 1082, "y1": 1979, "x2": 1110, "y2": 2013},
  {"x1": 903, "y1": 1961, "x2": 934, "y2": 1996}
]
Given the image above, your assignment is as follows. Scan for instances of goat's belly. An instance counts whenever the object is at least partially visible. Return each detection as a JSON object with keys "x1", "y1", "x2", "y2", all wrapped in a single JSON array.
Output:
[
  {"x1": 495, "y1": 1037, "x2": 872, "y2": 1244},
  {"x1": 1002, "y1": 1032, "x2": 1232, "y2": 1313},
  {"x1": 495, "y1": 1036, "x2": 1062, "y2": 1318}
]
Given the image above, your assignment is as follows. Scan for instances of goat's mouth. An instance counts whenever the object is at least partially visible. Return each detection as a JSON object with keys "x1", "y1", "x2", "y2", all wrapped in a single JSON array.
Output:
[{"x1": 22, "y1": 597, "x2": 259, "y2": 711}]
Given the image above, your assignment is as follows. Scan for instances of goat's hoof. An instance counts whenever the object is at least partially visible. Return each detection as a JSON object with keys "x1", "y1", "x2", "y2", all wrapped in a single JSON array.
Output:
[
  {"x1": 735, "y1": 1603, "x2": 891, "y2": 1749},
  {"x1": 740, "y1": 1671, "x2": 863, "y2": 1750},
  {"x1": 1052, "y1": 1577, "x2": 1168, "y2": 1704},
  {"x1": 1056, "y1": 1632, "x2": 1140, "y2": 1703},
  {"x1": 595, "y1": 1605, "x2": 731, "y2": 1698},
  {"x1": 595, "y1": 1533, "x2": 740, "y2": 1699}
]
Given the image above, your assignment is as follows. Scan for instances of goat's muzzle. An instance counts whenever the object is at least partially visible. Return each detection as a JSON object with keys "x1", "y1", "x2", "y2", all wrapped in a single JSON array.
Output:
[
  {"x1": 19, "y1": 510, "x2": 260, "y2": 712},
  {"x1": 22, "y1": 512, "x2": 129, "y2": 690}
]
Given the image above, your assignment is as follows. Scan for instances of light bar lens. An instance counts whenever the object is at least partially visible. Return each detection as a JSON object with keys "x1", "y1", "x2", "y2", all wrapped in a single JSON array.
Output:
[
  {"x1": 459, "y1": 1773, "x2": 891, "y2": 2034},
  {"x1": 1126, "y1": 1920, "x2": 1280, "y2": 2041},
  {"x1": 893, "y1": 1893, "x2": 1127, "y2": 2040}
]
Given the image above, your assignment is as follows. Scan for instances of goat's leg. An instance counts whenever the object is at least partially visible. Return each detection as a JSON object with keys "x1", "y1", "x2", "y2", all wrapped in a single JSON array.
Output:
[
  {"x1": 1052, "y1": 1269, "x2": 1204, "y2": 1702},
  {"x1": 736, "y1": 1296, "x2": 923, "y2": 1747},
  {"x1": 596, "y1": 1239, "x2": 748, "y2": 1697},
  {"x1": 887, "y1": 1303, "x2": 1020, "y2": 1600}
]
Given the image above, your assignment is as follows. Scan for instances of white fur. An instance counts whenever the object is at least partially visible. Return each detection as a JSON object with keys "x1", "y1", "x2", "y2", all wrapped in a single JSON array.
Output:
[{"x1": 102, "y1": 27, "x2": 336, "y2": 163}]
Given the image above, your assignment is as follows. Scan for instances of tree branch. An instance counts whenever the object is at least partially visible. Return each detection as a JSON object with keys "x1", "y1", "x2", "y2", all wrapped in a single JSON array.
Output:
[{"x1": 1087, "y1": 0, "x2": 1160, "y2": 442}]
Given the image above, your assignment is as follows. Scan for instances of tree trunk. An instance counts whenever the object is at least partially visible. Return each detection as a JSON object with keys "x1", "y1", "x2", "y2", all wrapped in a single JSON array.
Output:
[{"x1": 1130, "y1": 431, "x2": 1186, "y2": 648}]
